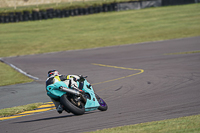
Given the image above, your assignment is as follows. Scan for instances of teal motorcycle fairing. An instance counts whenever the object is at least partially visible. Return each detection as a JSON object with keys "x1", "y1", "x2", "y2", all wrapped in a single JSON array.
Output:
[
  {"x1": 46, "y1": 81, "x2": 67, "y2": 100},
  {"x1": 77, "y1": 79, "x2": 100, "y2": 111}
]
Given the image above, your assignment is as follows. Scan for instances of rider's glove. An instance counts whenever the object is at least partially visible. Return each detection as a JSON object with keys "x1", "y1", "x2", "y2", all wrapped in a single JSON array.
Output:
[
  {"x1": 70, "y1": 79, "x2": 79, "y2": 90},
  {"x1": 71, "y1": 83, "x2": 78, "y2": 89}
]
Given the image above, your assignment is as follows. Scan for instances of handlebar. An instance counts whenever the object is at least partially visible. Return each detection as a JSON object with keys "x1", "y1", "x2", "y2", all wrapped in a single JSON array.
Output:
[{"x1": 77, "y1": 75, "x2": 87, "y2": 82}]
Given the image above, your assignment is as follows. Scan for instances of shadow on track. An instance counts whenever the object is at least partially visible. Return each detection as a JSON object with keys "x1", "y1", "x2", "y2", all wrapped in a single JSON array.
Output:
[{"x1": 15, "y1": 111, "x2": 97, "y2": 123}]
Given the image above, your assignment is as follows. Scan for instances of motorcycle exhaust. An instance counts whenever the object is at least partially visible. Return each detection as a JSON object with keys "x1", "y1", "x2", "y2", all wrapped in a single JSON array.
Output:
[
  {"x1": 59, "y1": 86, "x2": 87, "y2": 104},
  {"x1": 59, "y1": 86, "x2": 80, "y2": 96}
]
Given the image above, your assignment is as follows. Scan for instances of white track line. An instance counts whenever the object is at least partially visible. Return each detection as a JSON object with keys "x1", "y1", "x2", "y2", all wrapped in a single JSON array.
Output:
[{"x1": 0, "y1": 58, "x2": 39, "y2": 80}]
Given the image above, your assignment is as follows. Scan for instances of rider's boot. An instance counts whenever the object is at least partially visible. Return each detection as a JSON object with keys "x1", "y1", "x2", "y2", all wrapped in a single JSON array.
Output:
[{"x1": 57, "y1": 105, "x2": 63, "y2": 114}]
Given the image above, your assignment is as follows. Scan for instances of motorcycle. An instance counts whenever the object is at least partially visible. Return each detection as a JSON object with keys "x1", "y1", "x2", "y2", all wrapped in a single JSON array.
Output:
[{"x1": 46, "y1": 75, "x2": 108, "y2": 115}]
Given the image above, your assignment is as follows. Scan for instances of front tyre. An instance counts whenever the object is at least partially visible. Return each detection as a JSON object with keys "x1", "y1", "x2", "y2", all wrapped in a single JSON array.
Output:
[
  {"x1": 60, "y1": 94, "x2": 85, "y2": 115},
  {"x1": 95, "y1": 93, "x2": 108, "y2": 111}
]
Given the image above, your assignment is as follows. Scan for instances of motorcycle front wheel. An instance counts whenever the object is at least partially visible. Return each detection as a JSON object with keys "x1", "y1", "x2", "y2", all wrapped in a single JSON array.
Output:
[
  {"x1": 60, "y1": 94, "x2": 85, "y2": 115},
  {"x1": 95, "y1": 93, "x2": 108, "y2": 111}
]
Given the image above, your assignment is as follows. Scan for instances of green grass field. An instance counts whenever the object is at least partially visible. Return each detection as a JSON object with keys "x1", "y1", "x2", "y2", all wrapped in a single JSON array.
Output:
[
  {"x1": 0, "y1": 3, "x2": 200, "y2": 132},
  {"x1": 1, "y1": 4, "x2": 200, "y2": 58}
]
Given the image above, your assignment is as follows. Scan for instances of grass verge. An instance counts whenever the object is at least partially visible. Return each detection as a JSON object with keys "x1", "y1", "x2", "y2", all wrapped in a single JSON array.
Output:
[
  {"x1": 0, "y1": 61, "x2": 33, "y2": 86},
  {"x1": 0, "y1": 102, "x2": 43, "y2": 117},
  {"x1": 87, "y1": 114, "x2": 200, "y2": 133}
]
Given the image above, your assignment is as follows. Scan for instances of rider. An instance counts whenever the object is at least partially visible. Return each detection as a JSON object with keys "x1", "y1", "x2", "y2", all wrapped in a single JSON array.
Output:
[{"x1": 46, "y1": 70, "x2": 81, "y2": 114}]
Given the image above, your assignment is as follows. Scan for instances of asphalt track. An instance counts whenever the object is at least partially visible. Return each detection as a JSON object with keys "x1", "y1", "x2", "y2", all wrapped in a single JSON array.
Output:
[{"x1": 0, "y1": 37, "x2": 200, "y2": 133}]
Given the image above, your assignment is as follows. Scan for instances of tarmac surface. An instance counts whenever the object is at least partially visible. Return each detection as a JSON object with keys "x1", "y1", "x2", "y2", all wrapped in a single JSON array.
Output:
[{"x1": 0, "y1": 36, "x2": 200, "y2": 133}]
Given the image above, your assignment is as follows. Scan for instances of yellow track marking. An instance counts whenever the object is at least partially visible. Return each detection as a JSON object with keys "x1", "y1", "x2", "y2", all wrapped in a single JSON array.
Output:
[
  {"x1": 91, "y1": 63, "x2": 144, "y2": 85},
  {"x1": 0, "y1": 114, "x2": 28, "y2": 121},
  {"x1": 39, "y1": 104, "x2": 55, "y2": 108}
]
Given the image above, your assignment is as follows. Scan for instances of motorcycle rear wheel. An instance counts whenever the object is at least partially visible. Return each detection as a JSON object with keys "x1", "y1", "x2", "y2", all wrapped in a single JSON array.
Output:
[{"x1": 60, "y1": 94, "x2": 85, "y2": 115}]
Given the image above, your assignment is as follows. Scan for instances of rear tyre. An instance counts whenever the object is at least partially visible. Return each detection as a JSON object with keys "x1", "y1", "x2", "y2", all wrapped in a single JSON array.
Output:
[
  {"x1": 95, "y1": 93, "x2": 108, "y2": 111},
  {"x1": 60, "y1": 94, "x2": 85, "y2": 115}
]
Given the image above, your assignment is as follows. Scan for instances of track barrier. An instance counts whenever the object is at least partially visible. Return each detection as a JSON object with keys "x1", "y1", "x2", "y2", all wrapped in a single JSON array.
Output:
[{"x1": 0, "y1": 0, "x2": 197, "y2": 24}]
